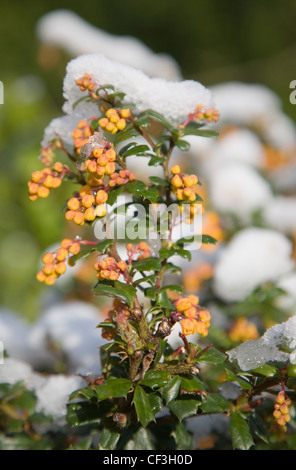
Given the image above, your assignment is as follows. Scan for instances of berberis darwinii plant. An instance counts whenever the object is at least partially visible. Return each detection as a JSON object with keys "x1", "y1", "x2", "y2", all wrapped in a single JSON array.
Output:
[{"x1": 25, "y1": 54, "x2": 296, "y2": 450}]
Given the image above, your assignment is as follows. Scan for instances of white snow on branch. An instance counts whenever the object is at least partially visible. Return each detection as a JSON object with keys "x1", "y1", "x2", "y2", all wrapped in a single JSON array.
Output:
[
  {"x1": 62, "y1": 53, "x2": 214, "y2": 125},
  {"x1": 227, "y1": 315, "x2": 296, "y2": 371}
]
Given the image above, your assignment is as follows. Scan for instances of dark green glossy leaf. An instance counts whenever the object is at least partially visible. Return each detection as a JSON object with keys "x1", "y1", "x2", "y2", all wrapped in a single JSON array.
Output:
[
  {"x1": 98, "y1": 427, "x2": 121, "y2": 450},
  {"x1": 121, "y1": 144, "x2": 150, "y2": 158},
  {"x1": 133, "y1": 385, "x2": 155, "y2": 427},
  {"x1": 168, "y1": 398, "x2": 199, "y2": 421},
  {"x1": 94, "y1": 378, "x2": 132, "y2": 402},
  {"x1": 251, "y1": 364, "x2": 278, "y2": 377},
  {"x1": 230, "y1": 413, "x2": 254, "y2": 450},
  {"x1": 171, "y1": 421, "x2": 193, "y2": 450},
  {"x1": 200, "y1": 393, "x2": 230, "y2": 414},
  {"x1": 197, "y1": 347, "x2": 226, "y2": 364},
  {"x1": 140, "y1": 370, "x2": 171, "y2": 390},
  {"x1": 162, "y1": 376, "x2": 182, "y2": 404}
]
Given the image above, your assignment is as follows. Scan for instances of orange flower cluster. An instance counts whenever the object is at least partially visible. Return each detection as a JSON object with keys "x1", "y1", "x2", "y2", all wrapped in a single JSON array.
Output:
[
  {"x1": 170, "y1": 165, "x2": 199, "y2": 203},
  {"x1": 85, "y1": 146, "x2": 116, "y2": 179},
  {"x1": 126, "y1": 242, "x2": 150, "y2": 261},
  {"x1": 109, "y1": 169, "x2": 135, "y2": 188},
  {"x1": 65, "y1": 140, "x2": 136, "y2": 225},
  {"x1": 94, "y1": 256, "x2": 128, "y2": 281},
  {"x1": 75, "y1": 73, "x2": 97, "y2": 97},
  {"x1": 228, "y1": 317, "x2": 259, "y2": 343},
  {"x1": 36, "y1": 239, "x2": 81, "y2": 285},
  {"x1": 175, "y1": 295, "x2": 211, "y2": 337},
  {"x1": 194, "y1": 104, "x2": 219, "y2": 123},
  {"x1": 98, "y1": 107, "x2": 131, "y2": 134},
  {"x1": 273, "y1": 390, "x2": 292, "y2": 429},
  {"x1": 72, "y1": 120, "x2": 93, "y2": 154},
  {"x1": 28, "y1": 162, "x2": 66, "y2": 201}
]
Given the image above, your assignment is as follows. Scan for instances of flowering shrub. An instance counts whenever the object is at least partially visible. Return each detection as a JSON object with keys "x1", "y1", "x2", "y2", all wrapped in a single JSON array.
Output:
[{"x1": 2, "y1": 55, "x2": 296, "y2": 451}]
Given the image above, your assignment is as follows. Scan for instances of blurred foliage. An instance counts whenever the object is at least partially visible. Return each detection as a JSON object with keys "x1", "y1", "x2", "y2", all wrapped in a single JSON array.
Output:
[{"x1": 0, "y1": 0, "x2": 296, "y2": 319}]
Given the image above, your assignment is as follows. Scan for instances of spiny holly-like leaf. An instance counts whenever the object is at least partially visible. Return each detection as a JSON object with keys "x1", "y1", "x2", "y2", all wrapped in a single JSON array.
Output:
[
  {"x1": 168, "y1": 398, "x2": 199, "y2": 421},
  {"x1": 140, "y1": 370, "x2": 171, "y2": 390},
  {"x1": 94, "y1": 378, "x2": 133, "y2": 402},
  {"x1": 162, "y1": 376, "x2": 182, "y2": 404},
  {"x1": 98, "y1": 427, "x2": 121, "y2": 450},
  {"x1": 133, "y1": 385, "x2": 155, "y2": 427},
  {"x1": 230, "y1": 413, "x2": 254, "y2": 450}
]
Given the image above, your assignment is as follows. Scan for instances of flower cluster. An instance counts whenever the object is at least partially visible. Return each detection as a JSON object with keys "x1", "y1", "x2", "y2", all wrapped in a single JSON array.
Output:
[
  {"x1": 193, "y1": 104, "x2": 219, "y2": 123},
  {"x1": 66, "y1": 194, "x2": 99, "y2": 224},
  {"x1": 28, "y1": 162, "x2": 67, "y2": 201},
  {"x1": 273, "y1": 390, "x2": 292, "y2": 429},
  {"x1": 126, "y1": 241, "x2": 150, "y2": 262},
  {"x1": 64, "y1": 139, "x2": 136, "y2": 225},
  {"x1": 75, "y1": 73, "x2": 97, "y2": 97},
  {"x1": 98, "y1": 107, "x2": 131, "y2": 134},
  {"x1": 36, "y1": 239, "x2": 81, "y2": 285},
  {"x1": 170, "y1": 165, "x2": 199, "y2": 203},
  {"x1": 174, "y1": 295, "x2": 211, "y2": 337},
  {"x1": 72, "y1": 119, "x2": 93, "y2": 154},
  {"x1": 228, "y1": 317, "x2": 259, "y2": 343},
  {"x1": 94, "y1": 256, "x2": 128, "y2": 281}
]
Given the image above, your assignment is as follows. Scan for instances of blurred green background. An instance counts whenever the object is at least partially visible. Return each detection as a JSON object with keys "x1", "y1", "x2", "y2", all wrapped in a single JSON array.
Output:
[{"x1": 0, "y1": 0, "x2": 296, "y2": 320}]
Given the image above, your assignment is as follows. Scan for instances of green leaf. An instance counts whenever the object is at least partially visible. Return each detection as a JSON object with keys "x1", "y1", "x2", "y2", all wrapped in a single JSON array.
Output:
[
  {"x1": 200, "y1": 393, "x2": 230, "y2": 414},
  {"x1": 182, "y1": 127, "x2": 219, "y2": 138},
  {"x1": 133, "y1": 385, "x2": 155, "y2": 427},
  {"x1": 125, "y1": 180, "x2": 147, "y2": 195},
  {"x1": 109, "y1": 123, "x2": 140, "y2": 145},
  {"x1": 140, "y1": 370, "x2": 171, "y2": 390},
  {"x1": 94, "y1": 378, "x2": 132, "y2": 402},
  {"x1": 134, "y1": 116, "x2": 151, "y2": 129},
  {"x1": 175, "y1": 139, "x2": 191, "y2": 151},
  {"x1": 158, "y1": 247, "x2": 175, "y2": 260},
  {"x1": 162, "y1": 284, "x2": 183, "y2": 294},
  {"x1": 143, "y1": 109, "x2": 174, "y2": 130},
  {"x1": 94, "y1": 280, "x2": 137, "y2": 307},
  {"x1": 121, "y1": 144, "x2": 150, "y2": 158},
  {"x1": 98, "y1": 427, "x2": 121, "y2": 450},
  {"x1": 197, "y1": 347, "x2": 226, "y2": 364},
  {"x1": 175, "y1": 234, "x2": 217, "y2": 246},
  {"x1": 107, "y1": 185, "x2": 125, "y2": 206},
  {"x1": 142, "y1": 187, "x2": 160, "y2": 203},
  {"x1": 162, "y1": 376, "x2": 182, "y2": 404},
  {"x1": 171, "y1": 422, "x2": 193, "y2": 450},
  {"x1": 229, "y1": 413, "x2": 254, "y2": 450},
  {"x1": 156, "y1": 290, "x2": 174, "y2": 309},
  {"x1": 149, "y1": 176, "x2": 169, "y2": 187},
  {"x1": 124, "y1": 427, "x2": 155, "y2": 450},
  {"x1": 168, "y1": 398, "x2": 199, "y2": 421},
  {"x1": 132, "y1": 257, "x2": 162, "y2": 272},
  {"x1": 68, "y1": 244, "x2": 96, "y2": 267},
  {"x1": 180, "y1": 375, "x2": 207, "y2": 392},
  {"x1": 251, "y1": 364, "x2": 278, "y2": 377}
]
